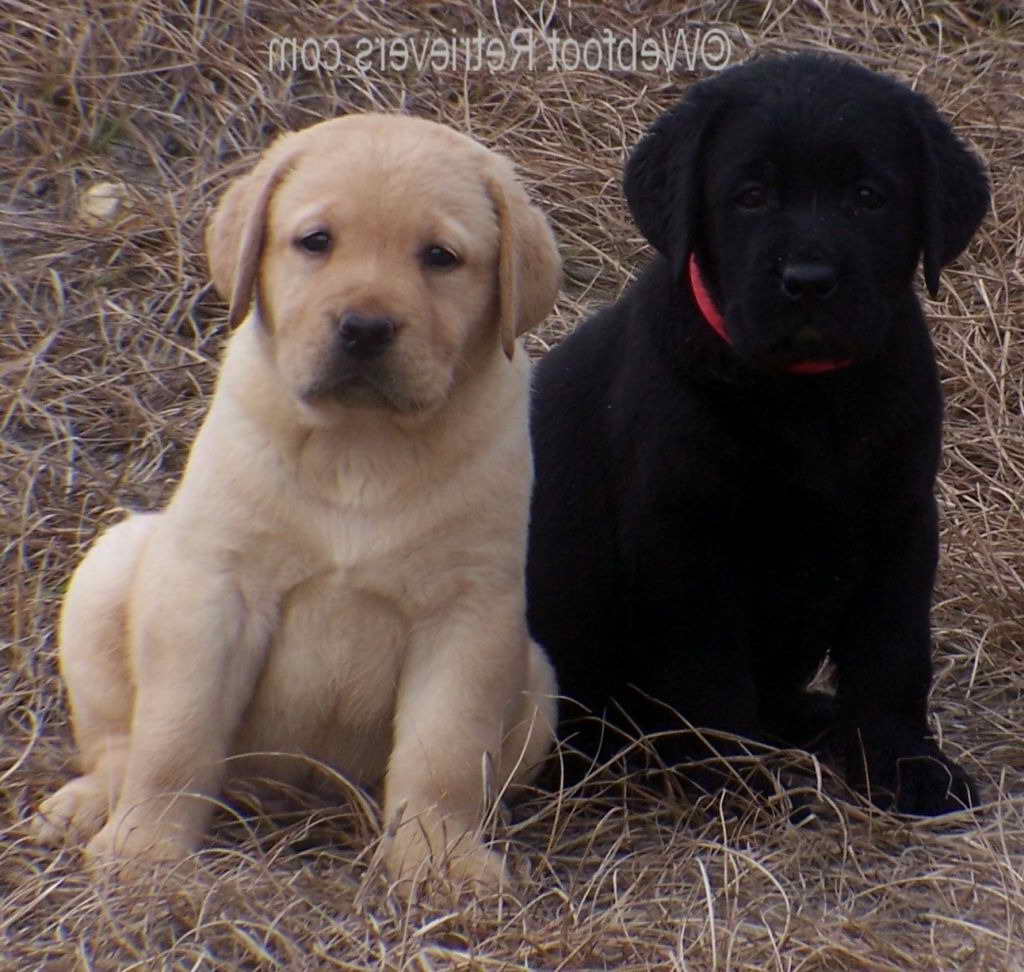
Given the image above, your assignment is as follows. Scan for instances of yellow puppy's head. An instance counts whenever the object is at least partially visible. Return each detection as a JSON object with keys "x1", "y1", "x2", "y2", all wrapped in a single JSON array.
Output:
[{"x1": 205, "y1": 114, "x2": 560, "y2": 415}]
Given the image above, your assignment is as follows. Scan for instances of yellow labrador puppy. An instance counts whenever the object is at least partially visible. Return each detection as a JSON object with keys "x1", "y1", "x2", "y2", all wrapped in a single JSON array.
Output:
[{"x1": 33, "y1": 114, "x2": 561, "y2": 890}]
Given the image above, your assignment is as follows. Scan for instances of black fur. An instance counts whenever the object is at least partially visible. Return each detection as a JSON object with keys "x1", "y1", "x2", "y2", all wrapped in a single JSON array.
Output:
[{"x1": 527, "y1": 53, "x2": 989, "y2": 815}]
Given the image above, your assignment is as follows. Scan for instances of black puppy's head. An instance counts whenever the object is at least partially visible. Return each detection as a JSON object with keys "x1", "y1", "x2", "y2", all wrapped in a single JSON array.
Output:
[{"x1": 624, "y1": 53, "x2": 989, "y2": 373}]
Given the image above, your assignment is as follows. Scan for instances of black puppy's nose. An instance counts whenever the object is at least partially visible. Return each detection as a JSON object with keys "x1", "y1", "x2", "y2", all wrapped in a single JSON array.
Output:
[
  {"x1": 338, "y1": 313, "x2": 396, "y2": 359},
  {"x1": 781, "y1": 262, "x2": 838, "y2": 300}
]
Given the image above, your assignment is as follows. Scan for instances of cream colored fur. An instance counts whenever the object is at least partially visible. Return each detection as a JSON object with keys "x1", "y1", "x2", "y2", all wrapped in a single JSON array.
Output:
[{"x1": 32, "y1": 113, "x2": 561, "y2": 892}]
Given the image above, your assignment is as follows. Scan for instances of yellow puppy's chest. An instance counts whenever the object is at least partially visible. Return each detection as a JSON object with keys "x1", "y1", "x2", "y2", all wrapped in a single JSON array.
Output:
[
  {"x1": 176, "y1": 369, "x2": 529, "y2": 789},
  {"x1": 231, "y1": 563, "x2": 407, "y2": 787},
  {"x1": 226, "y1": 460, "x2": 506, "y2": 788}
]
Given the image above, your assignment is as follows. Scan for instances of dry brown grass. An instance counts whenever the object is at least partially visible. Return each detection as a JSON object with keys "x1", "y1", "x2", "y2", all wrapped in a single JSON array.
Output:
[{"x1": 2, "y1": 1, "x2": 1023, "y2": 968}]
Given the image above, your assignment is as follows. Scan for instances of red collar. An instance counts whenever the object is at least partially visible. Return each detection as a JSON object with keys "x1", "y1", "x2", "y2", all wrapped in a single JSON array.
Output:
[{"x1": 687, "y1": 253, "x2": 851, "y2": 375}]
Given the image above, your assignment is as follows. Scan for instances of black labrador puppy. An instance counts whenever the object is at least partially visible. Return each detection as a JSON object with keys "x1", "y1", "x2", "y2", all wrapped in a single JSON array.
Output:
[{"x1": 527, "y1": 52, "x2": 989, "y2": 815}]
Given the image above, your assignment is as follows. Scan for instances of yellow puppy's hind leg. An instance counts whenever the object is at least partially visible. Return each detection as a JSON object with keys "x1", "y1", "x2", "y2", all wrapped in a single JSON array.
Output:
[{"x1": 32, "y1": 514, "x2": 155, "y2": 846}]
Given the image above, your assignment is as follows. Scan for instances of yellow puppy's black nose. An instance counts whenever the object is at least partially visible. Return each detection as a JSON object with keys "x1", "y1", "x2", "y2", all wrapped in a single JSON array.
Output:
[{"x1": 338, "y1": 313, "x2": 396, "y2": 359}]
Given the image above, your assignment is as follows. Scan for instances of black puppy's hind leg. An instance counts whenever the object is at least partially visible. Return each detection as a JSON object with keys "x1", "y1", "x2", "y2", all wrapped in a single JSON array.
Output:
[{"x1": 619, "y1": 480, "x2": 781, "y2": 801}]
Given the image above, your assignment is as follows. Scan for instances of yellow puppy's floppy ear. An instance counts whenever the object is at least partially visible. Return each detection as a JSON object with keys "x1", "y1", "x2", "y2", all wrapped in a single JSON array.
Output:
[
  {"x1": 485, "y1": 159, "x2": 561, "y2": 359},
  {"x1": 205, "y1": 149, "x2": 297, "y2": 329}
]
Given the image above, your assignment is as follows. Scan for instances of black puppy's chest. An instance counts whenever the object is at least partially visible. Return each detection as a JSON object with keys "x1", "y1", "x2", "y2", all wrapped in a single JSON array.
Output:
[
  {"x1": 739, "y1": 470, "x2": 864, "y2": 639},
  {"x1": 712, "y1": 391, "x2": 884, "y2": 630}
]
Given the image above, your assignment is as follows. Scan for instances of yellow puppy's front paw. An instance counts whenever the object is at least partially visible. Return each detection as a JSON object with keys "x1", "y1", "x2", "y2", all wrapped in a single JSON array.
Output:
[
  {"x1": 385, "y1": 831, "x2": 511, "y2": 898},
  {"x1": 31, "y1": 776, "x2": 112, "y2": 846},
  {"x1": 85, "y1": 817, "x2": 196, "y2": 871},
  {"x1": 444, "y1": 843, "x2": 510, "y2": 892}
]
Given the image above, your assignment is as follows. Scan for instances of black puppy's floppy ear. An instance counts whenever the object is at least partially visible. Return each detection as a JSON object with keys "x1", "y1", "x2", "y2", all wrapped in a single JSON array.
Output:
[
  {"x1": 623, "y1": 92, "x2": 719, "y2": 277},
  {"x1": 912, "y1": 96, "x2": 989, "y2": 298}
]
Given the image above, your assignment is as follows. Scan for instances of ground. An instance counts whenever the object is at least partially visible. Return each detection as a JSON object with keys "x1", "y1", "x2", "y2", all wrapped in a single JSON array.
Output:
[{"x1": 2, "y1": 1, "x2": 1023, "y2": 968}]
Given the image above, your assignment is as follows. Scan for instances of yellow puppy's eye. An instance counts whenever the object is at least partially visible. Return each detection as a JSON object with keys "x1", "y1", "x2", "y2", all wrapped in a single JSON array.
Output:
[
  {"x1": 422, "y1": 245, "x2": 461, "y2": 269},
  {"x1": 297, "y1": 230, "x2": 331, "y2": 253}
]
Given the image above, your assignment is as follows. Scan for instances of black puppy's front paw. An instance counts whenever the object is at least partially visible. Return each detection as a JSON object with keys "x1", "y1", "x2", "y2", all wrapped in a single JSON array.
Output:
[
  {"x1": 846, "y1": 726, "x2": 978, "y2": 816},
  {"x1": 892, "y1": 749, "x2": 977, "y2": 816}
]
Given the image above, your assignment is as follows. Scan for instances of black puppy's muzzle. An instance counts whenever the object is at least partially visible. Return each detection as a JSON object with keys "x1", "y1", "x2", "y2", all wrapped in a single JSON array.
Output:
[
  {"x1": 780, "y1": 261, "x2": 838, "y2": 302},
  {"x1": 741, "y1": 259, "x2": 857, "y2": 372},
  {"x1": 768, "y1": 324, "x2": 833, "y2": 360},
  {"x1": 337, "y1": 312, "x2": 397, "y2": 360}
]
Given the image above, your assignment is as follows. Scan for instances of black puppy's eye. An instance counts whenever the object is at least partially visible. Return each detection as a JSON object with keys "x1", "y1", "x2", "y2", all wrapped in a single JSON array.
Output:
[
  {"x1": 735, "y1": 185, "x2": 768, "y2": 210},
  {"x1": 422, "y1": 245, "x2": 461, "y2": 269},
  {"x1": 855, "y1": 184, "x2": 885, "y2": 210},
  {"x1": 296, "y1": 230, "x2": 331, "y2": 253}
]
